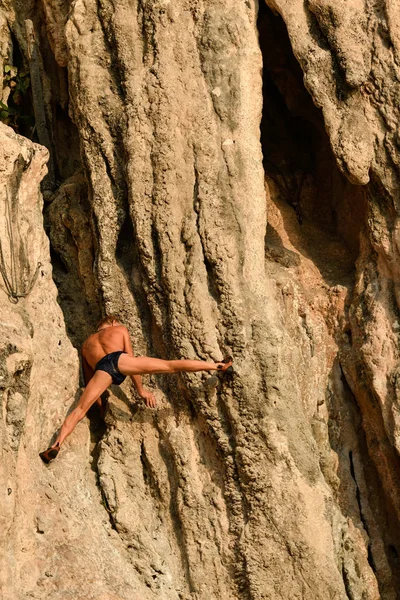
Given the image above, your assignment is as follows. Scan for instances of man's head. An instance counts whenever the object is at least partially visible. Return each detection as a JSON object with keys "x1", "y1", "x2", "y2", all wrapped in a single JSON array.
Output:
[{"x1": 96, "y1": 314, "x2": 121, "y2": 330}]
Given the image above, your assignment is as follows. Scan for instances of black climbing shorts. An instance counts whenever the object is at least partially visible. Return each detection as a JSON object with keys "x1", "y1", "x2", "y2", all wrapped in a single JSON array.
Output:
[{"x1": 94, "y1": 351, "x2": 127, "y2": 385}]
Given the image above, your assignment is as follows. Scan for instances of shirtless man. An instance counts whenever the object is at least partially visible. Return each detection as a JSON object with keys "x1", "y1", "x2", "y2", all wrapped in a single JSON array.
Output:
[{"x1": 39, "y1": 315, "x2": 233, "y2": 463}]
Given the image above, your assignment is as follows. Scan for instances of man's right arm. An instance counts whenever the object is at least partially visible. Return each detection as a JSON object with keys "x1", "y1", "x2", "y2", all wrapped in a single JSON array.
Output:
[{"x1": 82, "y1": 355, "x2": 94, "y2": 386}]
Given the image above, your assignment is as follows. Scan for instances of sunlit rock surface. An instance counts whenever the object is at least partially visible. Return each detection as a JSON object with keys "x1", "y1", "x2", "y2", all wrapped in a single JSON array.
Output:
[{"x1": 0, "y1": 0, "x2": 400, "y2": 598}]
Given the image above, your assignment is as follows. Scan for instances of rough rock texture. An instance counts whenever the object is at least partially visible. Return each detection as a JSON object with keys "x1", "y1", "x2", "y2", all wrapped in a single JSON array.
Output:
[
  {"x1": 0, "y1": 123, "x2": 162, "y2": 600},
  {"x1": 1, "y1": 0, "x2": 400, "y2": 598},
  {"x1": 263, "y1": 0, "x2": 400, "y2": 595}
]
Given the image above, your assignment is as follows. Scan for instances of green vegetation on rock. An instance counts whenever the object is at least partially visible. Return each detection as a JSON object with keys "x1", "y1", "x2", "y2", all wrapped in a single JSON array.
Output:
[{"x1": 1, "y1": 64, "x2": 34, "y2": 133}]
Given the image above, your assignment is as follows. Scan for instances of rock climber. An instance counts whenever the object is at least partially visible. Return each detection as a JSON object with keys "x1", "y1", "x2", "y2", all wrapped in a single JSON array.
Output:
[{"x1": 39, "y1": 315, "x2": 233, "y2": 463}]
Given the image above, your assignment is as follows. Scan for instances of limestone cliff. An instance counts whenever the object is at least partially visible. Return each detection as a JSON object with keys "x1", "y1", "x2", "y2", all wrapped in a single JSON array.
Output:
[{"x1": 0, "y1": 0, "x2": 400, "y2": 598}]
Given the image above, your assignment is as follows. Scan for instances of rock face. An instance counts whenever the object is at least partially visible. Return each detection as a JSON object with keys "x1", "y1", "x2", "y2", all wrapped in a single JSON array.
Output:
[{"x1": 1, "y1": 0, "x2": 400, "y2": 599}]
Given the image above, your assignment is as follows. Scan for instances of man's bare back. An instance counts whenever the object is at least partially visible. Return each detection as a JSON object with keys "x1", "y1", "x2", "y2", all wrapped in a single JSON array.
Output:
[{"x1": 82, "y1": 324, "x2": 130, "y2": 369}]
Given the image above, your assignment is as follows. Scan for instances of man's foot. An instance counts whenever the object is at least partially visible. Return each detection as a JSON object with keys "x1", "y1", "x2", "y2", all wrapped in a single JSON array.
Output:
[
  {"x1": 216, "y1": 356, "x2": 233, "y2": 373},
  {"x1": 39, "y1": 442, "x2": 60, "y2": 464}
]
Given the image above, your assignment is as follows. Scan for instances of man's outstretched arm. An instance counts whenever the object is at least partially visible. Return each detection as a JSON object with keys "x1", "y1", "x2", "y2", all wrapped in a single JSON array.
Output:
[{"x1": 122, "y1": 328, "x2": 156, "y2": 407}]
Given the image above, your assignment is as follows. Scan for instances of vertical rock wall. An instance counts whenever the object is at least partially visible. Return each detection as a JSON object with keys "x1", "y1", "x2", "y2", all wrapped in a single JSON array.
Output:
[
  {"x1": 263, "y1": 1, "x2": 400, "y2": 596},
  {"x1": 0, "y1": 124, "x2": 161, "y2": 600},
  {"x1": 0, "y1": 0, "x2": 400, "y2": 598}
]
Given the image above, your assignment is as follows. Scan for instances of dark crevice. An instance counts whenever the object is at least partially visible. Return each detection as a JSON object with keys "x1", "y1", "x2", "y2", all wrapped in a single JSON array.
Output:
[
  {"x1": 305, "y1": 6, "x2": 354, "y2": 102},
  {"x1": 348, "y1": 450, "x2": 369, "y2": 534},
  {"x1": 258, "y1": 5, "x2": 320, "y2": 217},
  {"x1": 203, "y1": 255, "x2": 221, "y2": 304},
  {"x1": 96, "y1": 0, "x2": 127, "y2": 102},
  {"x1": 115, "y1": 211, "x2": 135, "y2": 271},
  {"x1": 10, "y1": 0, "x2": 97, "y2": 351},
  {"x1": 185, "y1": 384, "x2": 252, "y2": 598},
  {"x1": 258, "y1": 4, "x2": 366, "y2": 288},
  {"x1": 100, "y1": 487, "x2": 119, "y2": 533},
  {"x1": 148, "y1": 221, "x2": 174, "y2": 355},
  {"x1": 98, "y1": 146, "x2": 118, "y2": 194},
  {"x1": 341, "y1": 564, "x2": 354, "y2": 600},
  {"x1": 150, "y1": 222, "x2": 163, "y2": 290},
  {"x1": 44, "y1": 192, "x2": 101, "y2": 349},
  {"x1": 139, "y1": 439, "x2": 163, "y2": 501},
  {"x1": 156, "y1": 432, "x2": 197, "y2": 595},
  {"x1": 115, "y1": 205, "x2": 170, "y2": 367},
  {"x1": 348, "y1": 449, "x2": 376, "y2": 576},
  {"x1": 343, "y1": 325, "x2": 353, "y2": 346},
  {"x1": 87, "y1": 400, "x2": 120, "y2": 532},
  {"x1": 49, "y1": 245, "x2": 68, "y2": 275},
  {"x1": 6, "y1": 31, "x2": 36, "y2": 139},
  {"x1": 325, "y1": 362, "x2": 400, "y2": 597},
  {"x1": 368, "y1": 544, "x2": 378, "y2": 576},
  {"x1": 192, "y1": 168, "x2": 222, "y2": 304},
  {"x1": 116, "y1": 212, "x2": 152, "y2": 334},
  {"x1": 137, "y1": 0, "x2": 157, "y2": 67},
  {"x1": 157, "y1": 381, "x2": 251, "y2": 597},
  {"x1": 33, "y1": 1, "x2": 81, "y2": 183},
  {"x1": 199, "y1": 383, "x2": 251, "y2": 525},
  {"x1": 339, "y1": 365, "x2": 400, "y2": 593},
  {"x1": 88, "y1": 402, "x2": 107, "y2": 476}
]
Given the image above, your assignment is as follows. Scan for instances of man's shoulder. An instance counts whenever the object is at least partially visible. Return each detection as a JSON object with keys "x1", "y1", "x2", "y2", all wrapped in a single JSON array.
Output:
[
  {"x1": 111, "y1": 325, "x2": 128, "y2": 336},
  {"x1": 81, "y1": 339, "x2": 89, "y2": 357},
  {"x1": 82, "y1": 334, "x2": 94, "y2": 349}
]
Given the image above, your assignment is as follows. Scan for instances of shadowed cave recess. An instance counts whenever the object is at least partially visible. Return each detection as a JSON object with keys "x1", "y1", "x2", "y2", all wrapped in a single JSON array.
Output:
[
  {"x1": 5, "y1": 0, "x2": 400, "y2": 596},
  {"x1": 258, "y1": 4, "x2": 400, "y2": 597}
]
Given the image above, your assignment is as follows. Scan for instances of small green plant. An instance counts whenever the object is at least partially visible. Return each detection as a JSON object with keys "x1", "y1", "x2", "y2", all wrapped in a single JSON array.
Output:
[{"x1": 1, "y1": 64, "x2": 33, "y2": 132}]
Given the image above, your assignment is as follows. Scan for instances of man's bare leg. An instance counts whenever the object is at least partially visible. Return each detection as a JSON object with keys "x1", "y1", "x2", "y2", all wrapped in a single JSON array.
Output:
[
  {"x1": 118, "y1": 354, "x2": 232, "y2": 376},
  {"x1": 45, "y1": 371, "x2": 112, "y2": 453}
]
